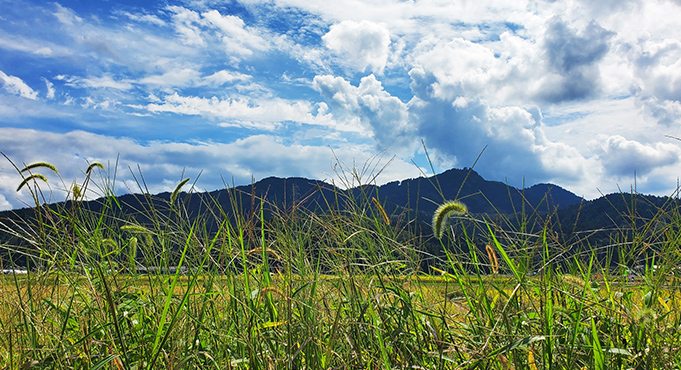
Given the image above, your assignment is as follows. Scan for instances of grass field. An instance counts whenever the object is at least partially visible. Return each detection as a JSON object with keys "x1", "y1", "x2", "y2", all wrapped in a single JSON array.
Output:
[{"x1": 2, "y1": 157, "x2": 681, "y2": 369}]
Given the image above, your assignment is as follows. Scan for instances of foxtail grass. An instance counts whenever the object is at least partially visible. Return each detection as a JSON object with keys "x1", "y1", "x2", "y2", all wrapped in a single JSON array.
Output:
[
  {"x1": 432, "y1": 200, "x2": 468, "y2": 239},
  {"x1": 16, "y1": 174, "x2": 48, "y2": 192},
  {"x1": 20, "y1": 162, "x2": 59, "y2": 175}
]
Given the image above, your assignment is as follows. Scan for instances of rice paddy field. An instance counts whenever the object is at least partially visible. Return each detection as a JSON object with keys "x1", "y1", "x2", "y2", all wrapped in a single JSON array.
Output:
[{"x1": 2, "y1": 159, "x2": 681, "y2": 369}]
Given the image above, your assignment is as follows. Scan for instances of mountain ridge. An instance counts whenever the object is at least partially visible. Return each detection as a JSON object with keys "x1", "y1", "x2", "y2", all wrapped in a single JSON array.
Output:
[{"x1": 0, "y1": 167, "x2": 584, "y2": 219}]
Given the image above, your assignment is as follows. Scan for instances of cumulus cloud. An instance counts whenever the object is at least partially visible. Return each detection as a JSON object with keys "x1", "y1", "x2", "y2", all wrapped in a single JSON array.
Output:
[
  {"x1": 312, "y1": 74, "x2": 414, "y2": 154},
  {"x1": 574, "y1": 0, "x2": 643, "y2": 16},
  {"x1": 408, "y1": 100, "x2": 579, "y2": 185},
  {"x1": 407, "y1": 65, "x2": 589, "y2": 186},
  {"x1": 0, "y1": 71, "x2": 38, "y2": 100},
  {"x1": 635, "y1": 93, "x2": 681, "y2": 126},
  {"x1": 322, "y1": 20, "x2": 391, "y2": 74},
  {"x1": 597, "y1": 135, "x2": 680, "y2": 177},
  {"x1": 410, "y1": 37, "x2": 499, "y2": 100},
  {"x1": 407, "y1": 33, "x2": 556, "y2": 108},
  {"x1": 0, "y1": 193, "x2": 12, "y2": 211},
  {"x1": 310, "y1": 67, "x2": 590, "y2": 188}
]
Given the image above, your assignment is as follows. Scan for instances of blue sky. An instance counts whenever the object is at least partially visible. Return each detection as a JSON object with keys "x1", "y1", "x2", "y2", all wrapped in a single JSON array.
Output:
[{"x1": 1, "y1": 0, "x2": 681, "y2": 210}]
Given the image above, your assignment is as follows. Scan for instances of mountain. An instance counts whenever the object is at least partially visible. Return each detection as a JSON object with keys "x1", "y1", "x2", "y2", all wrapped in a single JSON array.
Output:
[
  {"x1": 556, "y1": 191, "x2": 678, "y2": 234},
  {"x1": 17, "y1": 167, "x2": 681, "y2": 269},
  {"x1": 153, "y1": 168, "x2": 584, "y2": 222},
  {"x1": 369, "y1": 168, "x2": 582, "y2": 217},
  {"x1": 0, "y1": 168, "x2": 583, "y2": 224}
]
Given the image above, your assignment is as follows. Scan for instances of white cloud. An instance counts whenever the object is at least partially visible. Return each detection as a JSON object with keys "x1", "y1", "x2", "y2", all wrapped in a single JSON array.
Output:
[
  {"x1": 408, "y1": 89, "x2": 587, "y2": 188},
  {"x1": 0, "y1": 93, "x2": 75, "y2": 122},
  {"x1": 0, "y1": 193, "x2": 12, "y2": 211},
  {"x1": 0, "y1": 33, "x2": 57, "y2": 57},
  {"x1": 410, "y1": 37, "x2": 500, "y2": 101},
  {"x1": 52, "y1": 3, "x2": 82, "y2": 25},
  {"x1": 406, "y1": 16, "x2": 616, "y2": 106},
  {"x1": 122, "y1": 11, "x2": 166, "y2": 27},
  {"x1": 323, "y1": 20, "x2": 391, "y2": 74},
  {"x1": 0, "y1": 70, "x2": 38, "y2": 100},
  {"x1": 137, "y1": 68, "x2": 252, "y2": 89},
  {"x1": 312, "y1": 74, "x2": 414, "y2": 153},
  {"x1": 266, "y1": 0, "x2": 532, "y2": 37},
  {"x1": 59, "y1": 75, "x2": 134, "y2": 90},
  {"x1": 141, "y1": 92, "x2": 330, "y2": 130},
  {"x1": 139, "y1": 68, "x2": 201, "y2": 88},
  {"x1": 202, "y1": 10, "x2": 268, "y2": 56},
  {"x1": 597, "y1": 135, "x2": 680, "y2": 177},
  {"x1": 635, "y1": 93, "x2": 681, "y2": 127},
  {"x1": 42, "y1": 77, "x2": 55, "y2": 99},
  {"x1": 203, "y1": 70, "x2": 251, "y2": 85},
  {"x1": 166, "y1": 6, "x2": 205, "y2": 46},
  {"x1": 309, "y1": 65, "x2": 597, "y2": 191}
]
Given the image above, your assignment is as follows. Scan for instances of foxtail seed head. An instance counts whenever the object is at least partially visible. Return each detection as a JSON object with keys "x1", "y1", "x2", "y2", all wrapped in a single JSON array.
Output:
[
  {"x1": 432, "y1": 200, "x2": 467, "y2": 239},
  {"x1": 16, "y1": 174, "x2": 48, "y2": 192},
  {"x1": 20, "y1": 162, "x2": 59, "y2": 175},
  {"x1": 372, "y1": 197, "x2": 390, "y2": 225},
  {"x1": 86, "y1": 162, "x2": 105, "y2": 175},
  {"x1": 486, "y1": 244, "x2": 499, "y2": 274},
  {"x1": 72, "y1": 184, "x2": 82, "y2": 200},
  {"x1": 120, "y1": 224, "x2": 152, "y2": 234},
  {"x1": 171, "y1": 177, "x2": 191, "y2": 205}
]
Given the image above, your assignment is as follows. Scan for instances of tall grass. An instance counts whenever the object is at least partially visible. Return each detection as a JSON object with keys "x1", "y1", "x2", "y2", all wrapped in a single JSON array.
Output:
[{"x1": 1, "y1": 153, "x2": 681, "y2": 369}]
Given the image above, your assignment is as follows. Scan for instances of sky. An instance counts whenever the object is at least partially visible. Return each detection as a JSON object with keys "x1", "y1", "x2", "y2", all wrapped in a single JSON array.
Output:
[{"x1": 1, "y1": 0, "x2": 681, "y2": 210}]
